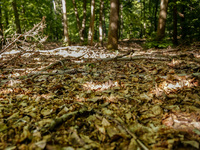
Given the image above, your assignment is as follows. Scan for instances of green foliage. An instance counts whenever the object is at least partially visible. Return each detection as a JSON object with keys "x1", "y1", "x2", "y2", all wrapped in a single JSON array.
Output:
[
  {"x1": 145, "y1": 33, "x2": 173, "y2": 48},
  {"x1": 145, "y1": 40, "x2": 173, "y2": 49},
  {"x1": 0, "y1": 0, "x2": 199, "y2": 44}
]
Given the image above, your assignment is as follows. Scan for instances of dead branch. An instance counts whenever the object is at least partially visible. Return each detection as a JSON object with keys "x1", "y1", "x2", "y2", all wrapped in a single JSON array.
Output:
[
  {"x1": 31, "y1": 69, "x2": 84, "y2": 81},
  {"x1": 41, "y1": 107, "x2": 92, "y2": 134},
  {"x1": 1, "y1": 17, "x2": 47, "y2": 55},
  {"x1": 99, "y1": 55, "x2": 171, "y2": 62},
  {"x1": 94, "y1": 110, "x2": 149, "y2": 150}
]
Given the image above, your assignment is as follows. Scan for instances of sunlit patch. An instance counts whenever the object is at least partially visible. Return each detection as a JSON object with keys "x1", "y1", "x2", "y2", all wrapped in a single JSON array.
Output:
[
  {"x1": 162, "y1": 112, "x2": 200, "y2": 133},
  {"x1": 0, "y1": 88, "x2": 13, "y2": 94},
  {"x1": 152, "y1": 75, "x2": 198, "y2": 95},
  {"x1": 82, "y1": 80, "x2": 120, "y2": 91},
  {"x1": 161, "y1": 79, "x2": 197, "y2": 94},
  {"x1": 167, "y1": 59, "x2": 181, "y2": 67},
  {"x1": 7, "y1": 79, "x2": 22, "y2": 87},
  {"x1": 195, "y1": 54, "x2": 200, "y2": 58}
]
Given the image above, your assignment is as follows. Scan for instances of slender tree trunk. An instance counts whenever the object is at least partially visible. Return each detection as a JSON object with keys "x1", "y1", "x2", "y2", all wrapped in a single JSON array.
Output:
[
  {"x1": 99, "y1": 0, "x2": 103, "y2": 46},
  {"x1": 4, "y1": 7, "x2": 9, "y2": 28},
  {"x1": 107, "y1": 0, "x2": 119, "y2": 50},
  {"x1": 154, "y1": 0, "x2": 159, "y2": 32},
  {"x1": 88, "y1": 0, "x2": 95, "y2": 46},
  {"x1": 53, "y1": 0, "x2": 56, "y2": 11},
  {"x1": 156, "y1": 0, "x2": 169, "y2": 41},
  {"x1": 81, "y1": 0, "x2": 87, "y2": 42},
  {"x1": 0, "y1": 2, "x2": 3, "y2": 50},
  {"x1": 143, "y1": 0, "x2": 146, "y2": 36},
  {"x1": 173, "y1": 0, "x2": 178, "y2": 45},
  {"x1": 72, "y1": 0, "x2": 86, "y2": 42},
  {"x1": 62, "y1": 0, "x2": 70, "y2": 45},
  {"x1": 52, "y1": 0, "x2": 58, "y2": 40},
  {"x1": 102, "y1": 8, "x2": 106, "y2": 39},
  {"x1": 180, "y1": 3, "x2": 186, "y2": 40},
  {"x1": 12, "y1": 0, "x2": 21, "y2": 34},
  {"x1": 119, "y1": 3, "x2": 123, "y2": 40},
  {"x1": 72, "y1": 0, "x2": 81, "y2": 37},
  {"x1": 140, "y1": 1, "x2": 143, "y2": 38},
  {"x1": 149, "y1": 0, "x2": 154, "y2": 34},
  {"x1": 72, "y1": 0, "x2": 81, "y2": 30}
]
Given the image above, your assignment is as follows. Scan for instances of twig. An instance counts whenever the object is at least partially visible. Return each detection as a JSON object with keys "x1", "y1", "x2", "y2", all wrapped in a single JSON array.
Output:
[
  {"x1": 94, "y1": 110, "x2": 149, "y2": 150},
  {"x1": 41, "y1": 107, "x2": 92, "y2": 134},
  {"x1": 31, "y1": 69, "x2": 83, "y2": 81}
]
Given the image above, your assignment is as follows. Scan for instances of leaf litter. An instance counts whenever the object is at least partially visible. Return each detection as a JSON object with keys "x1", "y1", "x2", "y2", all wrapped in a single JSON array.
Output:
[{"x1": 0, "y1": 41, "x2": 200, "y2": 149}]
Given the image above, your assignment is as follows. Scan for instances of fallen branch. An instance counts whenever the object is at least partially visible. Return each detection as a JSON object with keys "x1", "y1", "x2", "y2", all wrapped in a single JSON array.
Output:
[
  {"x1": 1, "y1": 17, "x2": 46, "y2": 55},
  {"x1": 98, "y1": 55, "x2": 171, "y2": 62},
  {"x1": 41, "y1": 102, "x2": 148, "y2": 150},
  {"x1": 41, "y1": 107, "x2": 93, "y2": 134},
  {"x1": 0, "y1": 34, "x2": 23, "y2": 55},
  {"x1": 31, "y1": 69, "x2": 84, "y2": 81},
  {"x1": 94, "y1": 110, "x2": 149, "y2": 150}
]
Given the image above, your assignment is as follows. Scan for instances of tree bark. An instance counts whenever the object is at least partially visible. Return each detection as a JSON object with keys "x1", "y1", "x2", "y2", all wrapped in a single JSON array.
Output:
[
  {"x1": 107, "y1": 0, "x2": 119, "y2": 50},
  {"x1": 72, "y1": 0, "x2": 86, "y2": 42},
  {"x1": 62, "y1": 0, "x2": 71, "y2": 45},
  {"x1": 143, "y1": 0, "x2": 146, "y2": 36},
  {"x1": 88, "y1": 0, "x2": 95, "y2": 46},
  {"x1": 102, "y1": 7, "x2": 107, "y2": 39},
  {"x1": 99, "y1": 0, "x2": 103, "y2": 46},
  {"x1": 119, "y1": 3, "x2": 123, "y2": 40},
  {"x1": 173, "y1": 0, "x2": 178, "y2": 45},
  {"x1": 154, "y1": 0, "x2": 159, "y2": 32},
  {"x1": 72, "y1": 0, "x2": 81, "y2": 35},
  {"x1": 180, "y1": 2, "x2": 186, "y2": 40},
  {"x1": 4, "y1": 8, "x2": 9, "y2": 29},
  {"x1": 12, "y1": 0, "x2": 21, "y2": 34},
  {"x1": 53, "y1": 0, "x2": 56, "y2": 12},
  {"x1": 0, "y1": 2, "x2": 3, "y2": 50},
  {"x1": 156, "y1": 0, "x2": 169, "y2": 41},
  {"x1": 81, "y1": 0, "x2": 87, "y2": 42}
]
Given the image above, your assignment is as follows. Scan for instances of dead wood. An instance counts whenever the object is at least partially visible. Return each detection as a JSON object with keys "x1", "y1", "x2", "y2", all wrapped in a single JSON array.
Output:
[
  {"x1": 94, "y1": 110, "x2": 149, "y2": 150},
  {"x1": 31, "y1": 69, "x2": 84, "y2": 81},
  {"x1": 0, "y1": 17, "x2": 46, "y2": 55},
  {"x1": 99, "y1": 55, "x2": 171, "y2": 62},
  {"x1": 41, "y1": 107, "x2": 93, "y2": 134}
]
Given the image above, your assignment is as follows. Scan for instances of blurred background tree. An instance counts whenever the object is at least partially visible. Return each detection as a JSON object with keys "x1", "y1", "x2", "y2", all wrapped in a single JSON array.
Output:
[{"x1": 0, "y1": 0, "x2": 199, "y2": 49}]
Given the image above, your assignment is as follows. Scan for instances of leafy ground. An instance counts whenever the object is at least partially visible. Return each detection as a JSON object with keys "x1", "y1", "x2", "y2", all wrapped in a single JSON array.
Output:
[{"x1": 0, "y1": 40, "x2": 200, "y2": 150}]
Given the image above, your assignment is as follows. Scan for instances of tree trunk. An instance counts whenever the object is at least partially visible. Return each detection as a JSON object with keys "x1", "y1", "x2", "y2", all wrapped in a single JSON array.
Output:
[
  {"x1": 72, "y1": 0, "x2": 81, "y2": 37},
  {"x1": 180, "y1": 3, "x2": 186, "y2": 40},
  {"x1": 80, "y1": 0, "x2": 87, "y2": 42},
  {"x1": 52, "y1": 0, "x2": 59, "y2": 40},
  {"x1": 99, "y1": 0, "x2": 103, "y2": 46},
  {"x1": 173, "y1": 0, "x2": 178, "y2": 45},
  {"x1": 12, "y1": 0, "x2": 21, "y2": 34},
  {"x1": 4, "y1": 7, "x2": 9, "y2": 28},
  {"x1": 0, "y1": 2, "x2": 3, "y2": 50},
  {"x1": 53, "y1": 0, "x2": 56, "y2": 11},
  {"x1": 142, "y1": 0, "x2": 146, "y2": 37},
  {"x1": 62, "y1": 0, "x2": 71, "y2": 45},
  {"x1": 102, "y1": 7, "x2": 106, "y2": 39},
  {"x1": 107, "y1": 0, "x2": 119, "y2": 50},
  {"x1": 88, "y1": 0, "x2": 95, "y2": 46},
  {"x1": 156, "y1": 0, "x2": 169, "y2": 41},
  {"x1": 119, "y1": 3, "x2": 123, "y2": 40},
  {"x1": 154, "y1": 0, "x2": 159, "y2": 32},
  {"x1": 72, "y1": 0, "x2": 86, "y2": 42}
]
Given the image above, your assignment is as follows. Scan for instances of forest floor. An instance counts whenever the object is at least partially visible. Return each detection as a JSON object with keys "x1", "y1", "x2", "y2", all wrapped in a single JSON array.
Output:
[{"x1": 0, "y1": 40, "x2": 200, "y2": 150}]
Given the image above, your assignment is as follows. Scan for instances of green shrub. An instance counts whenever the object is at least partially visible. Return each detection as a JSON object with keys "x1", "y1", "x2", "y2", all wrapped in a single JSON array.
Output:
[{"x1": 144, "y1": 40, "x2": 173, "y2": 49}]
